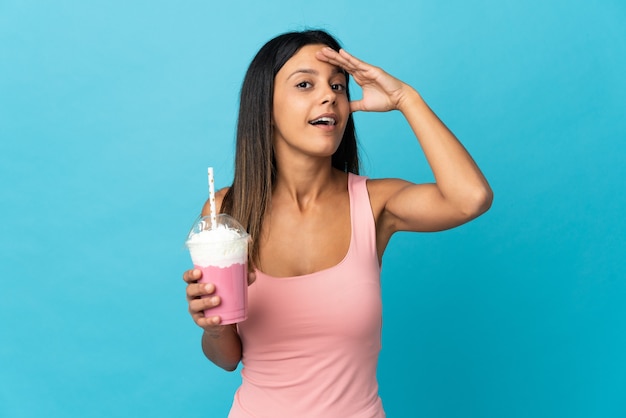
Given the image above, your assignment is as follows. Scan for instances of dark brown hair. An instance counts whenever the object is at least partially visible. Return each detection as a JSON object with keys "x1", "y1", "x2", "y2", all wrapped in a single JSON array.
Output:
[{"x1": 221, "y1": 29, "x2": 360, "y2": 264}]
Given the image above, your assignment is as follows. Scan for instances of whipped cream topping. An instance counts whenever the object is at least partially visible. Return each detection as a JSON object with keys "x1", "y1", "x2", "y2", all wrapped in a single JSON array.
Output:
[{"x1": 186, "y1": 225, "x2": 248, "y2": 268}]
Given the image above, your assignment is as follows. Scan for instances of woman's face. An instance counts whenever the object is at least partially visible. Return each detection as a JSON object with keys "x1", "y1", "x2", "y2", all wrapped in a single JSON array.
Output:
[{"x1": 272, "y1": 44, "x2": 350, "y2": 161}]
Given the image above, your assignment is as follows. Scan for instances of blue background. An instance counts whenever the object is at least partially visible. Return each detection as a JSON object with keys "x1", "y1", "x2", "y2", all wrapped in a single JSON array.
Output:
[{"x1": 1, "y1": 0, "x2": 625, "y2": 417}]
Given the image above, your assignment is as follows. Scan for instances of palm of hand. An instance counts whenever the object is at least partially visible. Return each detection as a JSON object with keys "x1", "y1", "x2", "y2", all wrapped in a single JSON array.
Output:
[
  {"x1": 351, "y1": 66, "x2": 404, "y2": 113},
  {"x1": 316, "y1": 47, "x2": 405, "y2": 113}
]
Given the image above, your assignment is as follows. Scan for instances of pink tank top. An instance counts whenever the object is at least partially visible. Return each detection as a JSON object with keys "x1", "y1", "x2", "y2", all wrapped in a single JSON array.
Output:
[{"x1": 228, "y1": 174, "x2": 385, "y2": 418}]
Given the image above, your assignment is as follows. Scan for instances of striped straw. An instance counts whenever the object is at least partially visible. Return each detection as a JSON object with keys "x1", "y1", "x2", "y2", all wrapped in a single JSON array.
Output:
[{"x1": 207, "y1": 167, "x2": 217, "y2": 229}]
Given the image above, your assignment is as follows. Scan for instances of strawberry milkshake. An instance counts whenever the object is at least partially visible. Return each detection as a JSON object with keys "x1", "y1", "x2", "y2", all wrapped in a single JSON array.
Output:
[{"x1": 186, "y1": 214, "x2": 249, "y2": 324}]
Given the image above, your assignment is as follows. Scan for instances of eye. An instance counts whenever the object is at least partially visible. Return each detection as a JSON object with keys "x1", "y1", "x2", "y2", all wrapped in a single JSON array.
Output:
[
  {"x1": 331, "y1": 83, "x2": 346, "y2": 92},
  {"x1": 296, "y1": 81, "x2": 312, "y2": 89}
]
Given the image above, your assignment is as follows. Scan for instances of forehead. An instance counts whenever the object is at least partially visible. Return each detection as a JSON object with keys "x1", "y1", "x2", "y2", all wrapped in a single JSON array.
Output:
[
  {"x1": 278, "y1": 44, "x2": 345, "y2": 78},
  {"x1": 287, "y1": 44, "x2": 326, "y2": 62}
]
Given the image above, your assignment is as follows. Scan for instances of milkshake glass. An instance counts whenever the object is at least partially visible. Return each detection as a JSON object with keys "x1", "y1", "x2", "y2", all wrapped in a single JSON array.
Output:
[{"x1": 186, "y1": 214, "x2": 249, "y2": 324}]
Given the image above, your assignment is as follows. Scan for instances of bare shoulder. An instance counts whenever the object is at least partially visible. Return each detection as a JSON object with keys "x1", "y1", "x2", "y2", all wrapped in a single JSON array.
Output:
[{"x1": 200, "y1": 187, "x2": 230, "y2": 216}]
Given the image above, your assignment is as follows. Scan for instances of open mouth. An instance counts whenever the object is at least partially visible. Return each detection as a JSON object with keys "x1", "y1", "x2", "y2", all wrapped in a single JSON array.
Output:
[{"x1": 309, "y1": 117, "x2": 337, "y2": 126}]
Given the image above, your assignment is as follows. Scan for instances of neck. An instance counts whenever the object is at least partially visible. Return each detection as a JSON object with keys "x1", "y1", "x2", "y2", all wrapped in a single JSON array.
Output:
[{"x1": 273, "y1": 157, "x2": 341, "y2": 209}]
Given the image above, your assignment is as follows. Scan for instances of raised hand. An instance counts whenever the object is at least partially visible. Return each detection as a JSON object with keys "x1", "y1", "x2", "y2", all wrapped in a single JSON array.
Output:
[{"x1": 316, "y1": 47, "x2": 414, "y2": 113}]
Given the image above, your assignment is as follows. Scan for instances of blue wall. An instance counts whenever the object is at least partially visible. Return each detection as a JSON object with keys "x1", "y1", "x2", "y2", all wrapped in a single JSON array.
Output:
[{"x1": 1, "y1": 1, "x2": 625, "y2": 417}]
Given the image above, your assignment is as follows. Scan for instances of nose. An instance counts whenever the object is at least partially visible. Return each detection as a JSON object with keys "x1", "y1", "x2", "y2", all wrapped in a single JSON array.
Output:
[{"x1": 321, "y1": 85, "x2": 337, "y2": 105}]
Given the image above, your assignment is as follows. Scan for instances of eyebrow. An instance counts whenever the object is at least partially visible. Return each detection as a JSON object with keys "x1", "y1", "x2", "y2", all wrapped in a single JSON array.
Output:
[{"x1": 287, "y1": 67, "x2": 345, "y2": 80}]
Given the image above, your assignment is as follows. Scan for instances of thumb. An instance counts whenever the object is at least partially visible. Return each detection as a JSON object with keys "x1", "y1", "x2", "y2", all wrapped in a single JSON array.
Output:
[{"x1": 349, "y1": 99, "x2": 365, "y2": 113}]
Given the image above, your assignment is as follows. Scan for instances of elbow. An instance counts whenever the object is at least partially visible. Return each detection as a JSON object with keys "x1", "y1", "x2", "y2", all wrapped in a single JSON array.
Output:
[
  {"x1": 460, "y1": 185, "x2": 493, "y2": 219},
  {"x1": 212, "y1": 354, "x2": 242, "y2": 372},
  {"x1": 221, "y1": 362, "x2": 240, "y2": 372},
  {"x1": 479, "y1": 184, "x2": 494, "y2": 214},
  {"x1": 213, "y1": 355, "x2": 241, "y2": 372}
]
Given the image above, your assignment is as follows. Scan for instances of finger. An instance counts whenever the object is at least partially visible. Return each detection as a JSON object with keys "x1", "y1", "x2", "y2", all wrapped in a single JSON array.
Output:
[
  {"x1": 315, "y1": 47, "x2": 337, "y2": 62},
  {"x1": 200, "y1": 316, "x2": 223, "y2": 328},
  {"x1": 316, "y1": 47, "x2": 359, "y2": 73},
  {"x1": 189, "y1": 294, "x2": 221, "y2": 314},
  {"x1": 338, "y1": 49, "x2": 366, "y2": 69},
  {"x1": 349, "y1": 99, "x2": 365, "y2": 113},
  {"x1": 195, "y1": 314, "x2": 222, "y2": 328},
  {"x1": 186, "y1": 282, "x2": 216, "y2": 300},
  {"x1": 336, "y1": 48, "x2": 372, "y2": 74},
  {"x1": 183, "y1": 268, "x2": 202, "y2": 283}
]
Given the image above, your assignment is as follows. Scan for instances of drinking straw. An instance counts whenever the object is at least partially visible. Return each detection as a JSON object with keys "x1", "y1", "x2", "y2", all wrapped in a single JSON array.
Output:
[{"x1": 207, "y1": 167, "x2": 217, "y2": 229}]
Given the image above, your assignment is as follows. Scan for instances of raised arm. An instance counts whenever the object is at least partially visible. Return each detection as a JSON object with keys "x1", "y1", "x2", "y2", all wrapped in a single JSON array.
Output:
[{"x1": 317, "y1": 48, "x2": 493, "y2": 241}]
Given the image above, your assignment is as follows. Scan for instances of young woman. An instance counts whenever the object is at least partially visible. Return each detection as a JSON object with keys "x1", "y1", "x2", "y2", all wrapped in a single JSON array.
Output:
[{"x1": 183, "y1": 29, "x2": 492, "y2": 417}]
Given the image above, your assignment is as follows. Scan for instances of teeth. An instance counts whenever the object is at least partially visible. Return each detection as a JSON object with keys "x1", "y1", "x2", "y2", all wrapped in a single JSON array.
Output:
[{"x1": 310, "y1": 117, "x2": 336, "y2": 125}]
